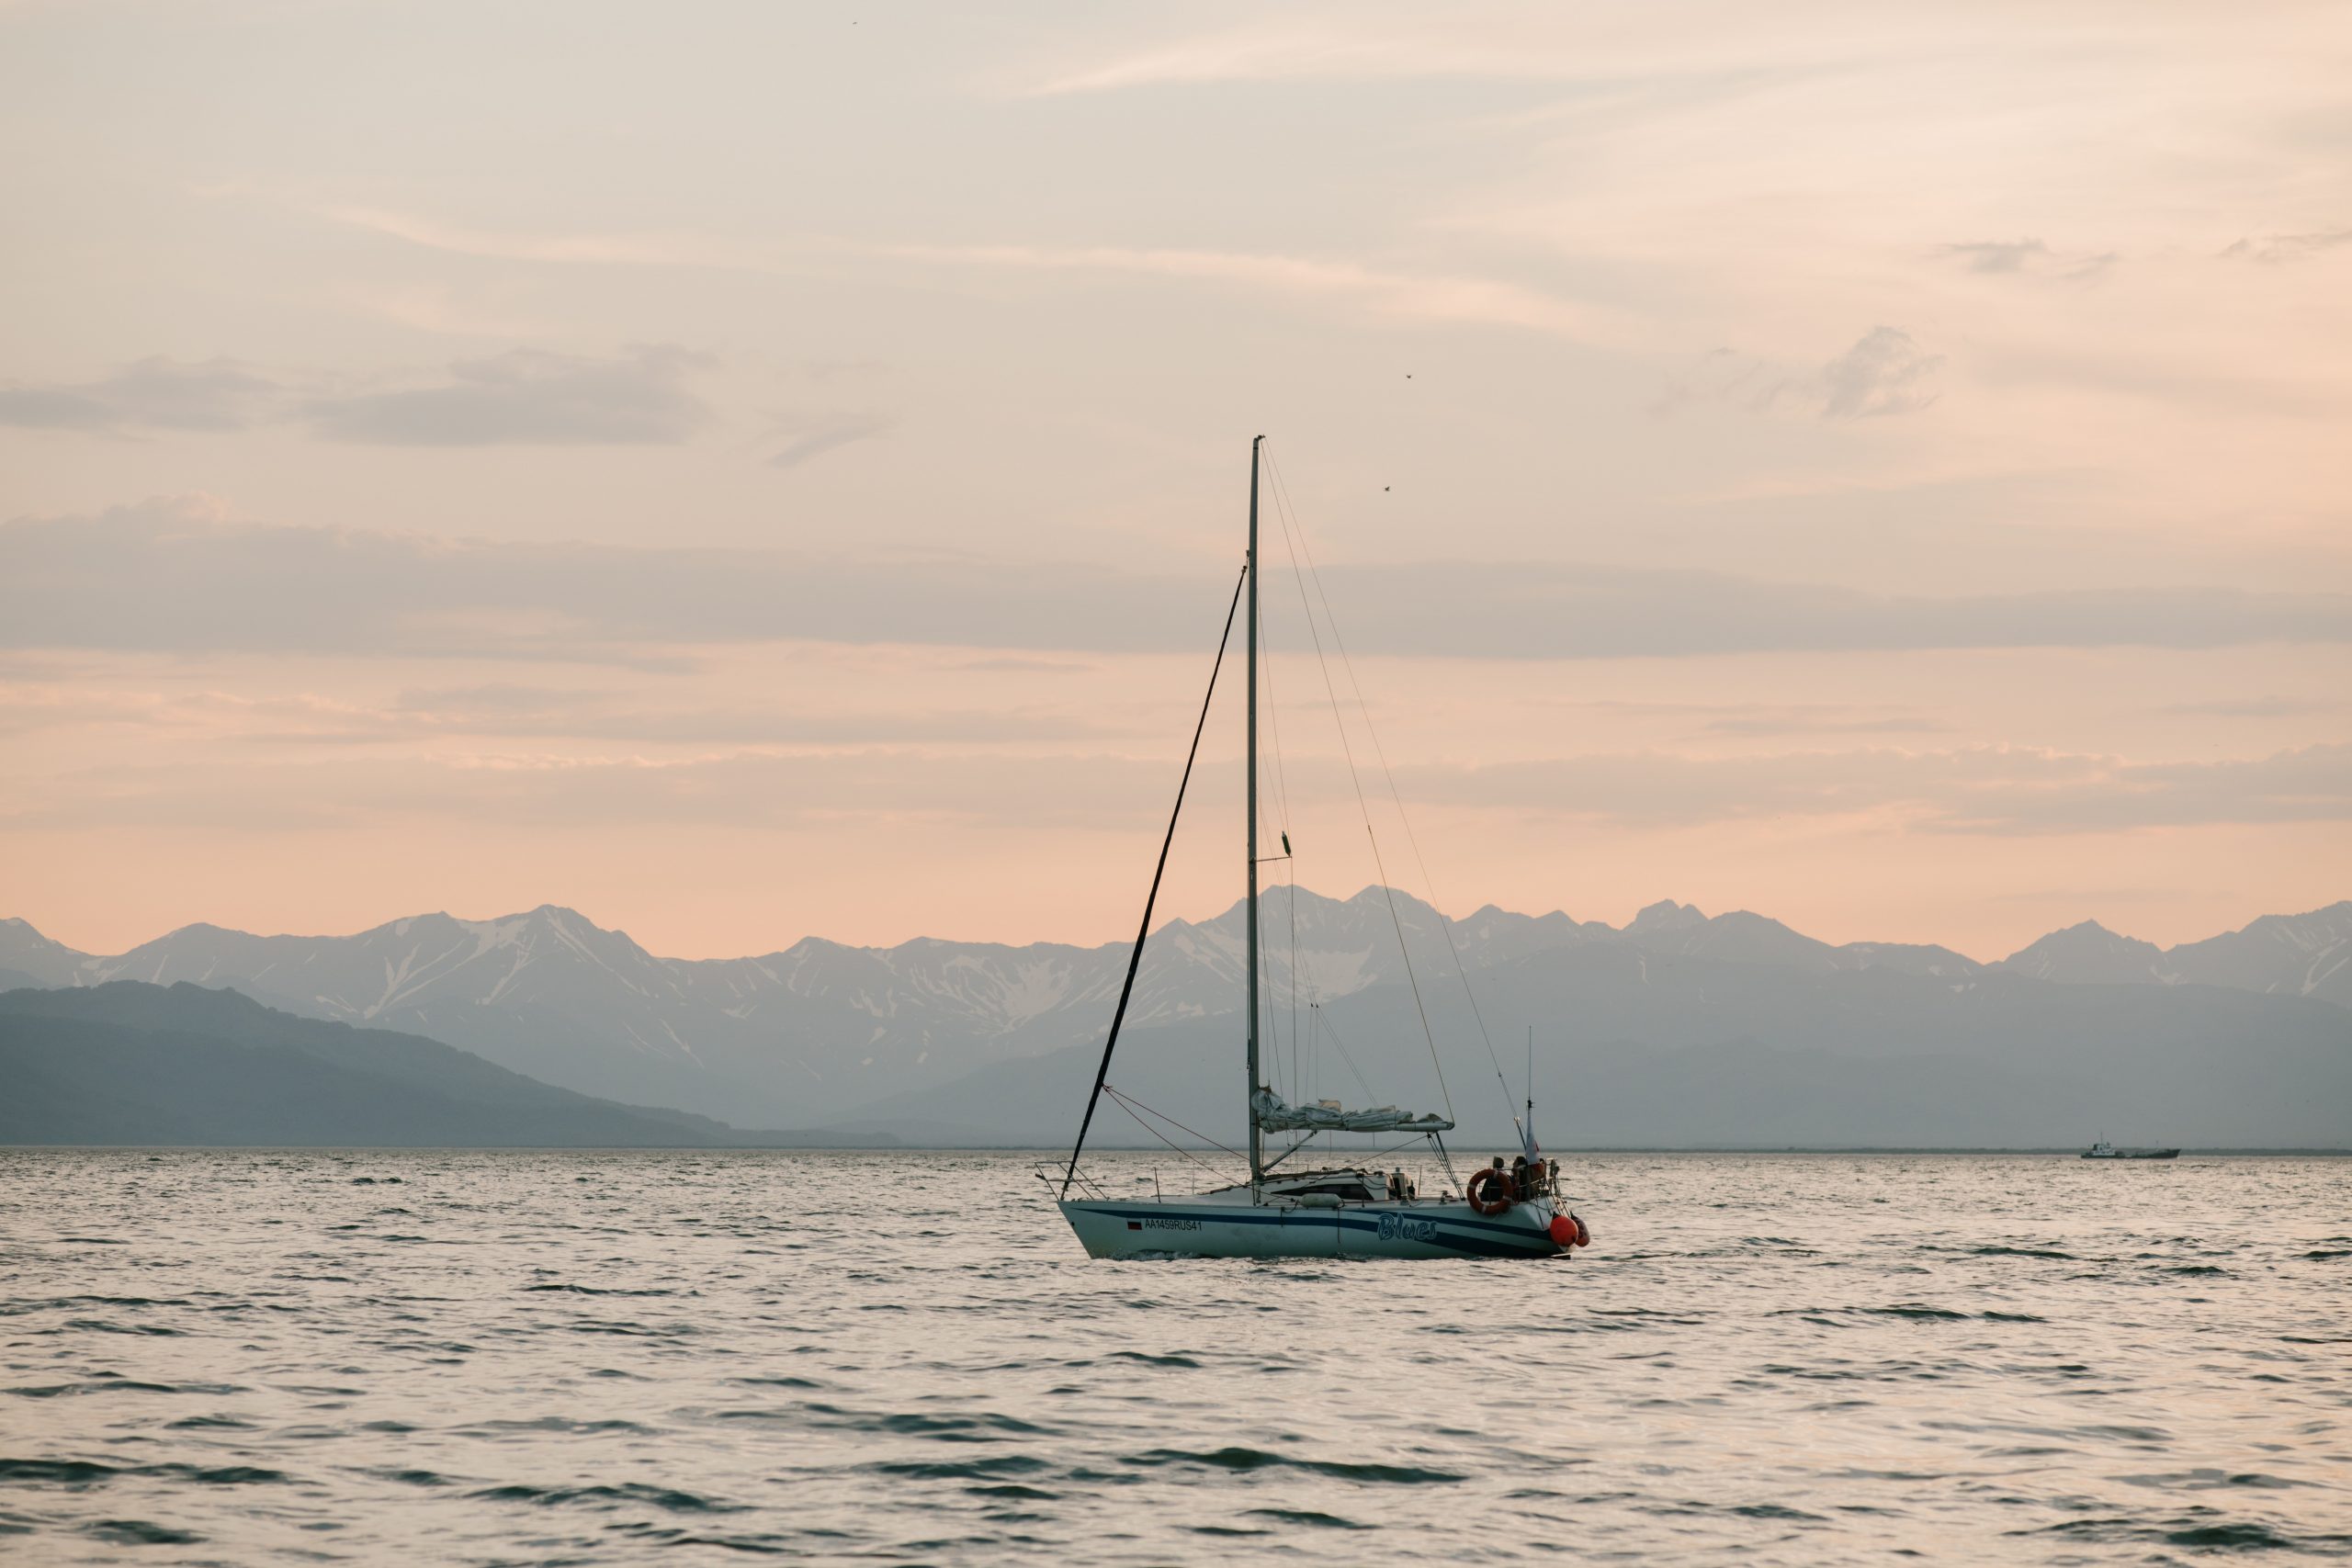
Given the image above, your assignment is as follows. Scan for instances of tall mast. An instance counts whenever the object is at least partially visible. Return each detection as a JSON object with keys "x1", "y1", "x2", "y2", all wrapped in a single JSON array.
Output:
[{"x1": 1246, "y1": 434, "x2": 1264, "y2": 1187}]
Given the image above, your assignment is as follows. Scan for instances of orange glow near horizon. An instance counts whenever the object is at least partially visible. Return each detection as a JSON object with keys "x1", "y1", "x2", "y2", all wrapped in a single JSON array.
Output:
[{"x1": 1, "y1": 4, "x2": 2345, "y2": 962}]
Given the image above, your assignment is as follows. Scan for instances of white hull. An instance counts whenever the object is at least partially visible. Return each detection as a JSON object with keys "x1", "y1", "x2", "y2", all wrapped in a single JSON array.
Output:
[{"x1": 1060, "y1": 1195, "x2": 1567, "y2": 1260}]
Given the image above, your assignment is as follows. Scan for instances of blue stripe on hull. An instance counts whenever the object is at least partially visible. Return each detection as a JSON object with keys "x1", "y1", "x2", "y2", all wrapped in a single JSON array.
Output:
[{"x1": 1061, "y1": 1201, "x2": 1563, "y2": 1260}]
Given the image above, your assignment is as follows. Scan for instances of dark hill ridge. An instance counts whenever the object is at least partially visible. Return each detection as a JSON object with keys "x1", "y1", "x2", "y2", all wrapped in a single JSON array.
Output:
[
  {"x1": 1, "y1": 893, "x2": 2344, "y2": 1131},
  {"x1": 0, "y1": 982, "x2": 891, "y2": 1148}
]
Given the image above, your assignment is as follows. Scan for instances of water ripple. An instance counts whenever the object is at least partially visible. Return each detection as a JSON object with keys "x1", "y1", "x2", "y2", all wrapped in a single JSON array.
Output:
[{"x1": 0, "y1": 1147, "x2": 2346, "y2": 1564}]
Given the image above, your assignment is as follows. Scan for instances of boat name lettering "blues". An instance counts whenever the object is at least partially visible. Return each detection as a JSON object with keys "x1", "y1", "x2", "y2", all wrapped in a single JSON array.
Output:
[{"x1": 1376, "y1": 1213, "x2": 1441, "y2": 1243}]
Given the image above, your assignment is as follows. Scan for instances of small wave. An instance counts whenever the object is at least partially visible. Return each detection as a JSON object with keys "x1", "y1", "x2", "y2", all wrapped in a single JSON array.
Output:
[
  {"x1": 2014, "y1": 1516, "x2": 2346, "y2": 1552},
  {"x1": 1965, "y1": 1246, "x2": 2076, "y2": 1260},
  {"x1": 0, "y1": 1294, "x2": 191, "y2": 1317},
  {"x1": 2301, "y1": 1248, "x2": 2351, "y2": 1260},
  {"x1": 2116, "y1": 1470, "x2": 2310, "y2": 1492},
  {"x1": 84, "y1": 1519, "x2": 202, "y2": 1545},
  {"x1": 470, "y1": 1482, "x2": 740, "y2": 1514},
  {"x1": 0, "y1": 1459, "x2": 118, "y2": 1485},
  {"x1": 6, "y1": 1381, "x2": 170, "y2": 1398},
  {"x1": 463, "y1": 1416, "x2": 646, "y2": 1435},
  {"x1": 1104, "y1": 1350, "x2": 1202, "y2": 1368},
  {"x1": 174, "y1": 1466, "x2": 288, "y2": 1486},
  {"x1": 2077, "y1": 1424, "x2": 2172, "y2": 1444},
  {"x1": 1243, "y1": 1507, "x2": 1374, "y2": 1529},
  {"x1": 54, "y1": 1318, "x2": 184, "y2": 1337},
  {"x1": 1124, "y1": 1447, "x2": 1462, "y2": 1484},
  {"x1": 367, "y1": 1468, "x2": 451, "y2": 1487},
  {"x1": 2166, "y1": 1522, "x2": 2312, "y2": 1550},
  {"x1": 523, "y1": 1282, "x2": 677, "y2": 1296},
  {"x1": 873, "y1": 1455, "x2": 1050, "y2": 1481},
  {"x1": 876, "y1": 1412, "x2": 1053, "y2": 1439},
  {"x1": 1732, "y1": 1503, "x2": 1826, "y2": 1520},
  {"x1": 0, "y1": 1460, "x2": 288, "y2": 1488}
]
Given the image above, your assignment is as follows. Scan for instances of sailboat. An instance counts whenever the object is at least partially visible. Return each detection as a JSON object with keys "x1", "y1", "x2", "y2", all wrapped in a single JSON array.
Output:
[{"x1": 1052, "y1": 437, "x2": 1592, "y2": 1260}]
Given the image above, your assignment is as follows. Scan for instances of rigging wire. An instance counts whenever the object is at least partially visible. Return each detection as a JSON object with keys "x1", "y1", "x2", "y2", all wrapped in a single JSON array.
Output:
[
  {"x1": 1311, "y1": 1000, "x2": 1378, "y2": 1102},
  {"x1": 1256, "y1": 584, "x2": 1304, "y2": 1122},
  {"x1": 1250, "y1": 582, "x2": 1307, "y2": 1109},
  {"x1": 1261, "y1": 447, "x2": 1521, "y2": 1139},
  {"x1": 1102, "y1": 1083, "x2": 1248, "y2": 1166},
  {"x1": 1101, "y1": 1089, "x2": 1238, "y2": 1182},
  {"x1": 1059, "y1": 562, "x2": 1248, "y2": 1198},
  {"x1": 1261, "y1": 445, "x2": 1454, "y2": 1125}
]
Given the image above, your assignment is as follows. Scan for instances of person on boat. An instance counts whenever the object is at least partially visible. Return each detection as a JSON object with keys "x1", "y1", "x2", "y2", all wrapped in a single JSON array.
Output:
[{"x1": 1510, "y1": 1154, "x2": 1530, "y2": 1198}]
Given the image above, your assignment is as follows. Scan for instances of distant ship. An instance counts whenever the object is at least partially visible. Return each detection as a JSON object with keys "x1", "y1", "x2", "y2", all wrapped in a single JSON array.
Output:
[{"x1": 2082, "y1": 1140, "x2": 2180, "y2": 1160}]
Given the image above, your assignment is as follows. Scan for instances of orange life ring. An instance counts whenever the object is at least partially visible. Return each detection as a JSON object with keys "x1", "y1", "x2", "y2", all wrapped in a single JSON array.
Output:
[{"x1": 1465, "y1": 1167, "x2": 1514, "y2": 1216}]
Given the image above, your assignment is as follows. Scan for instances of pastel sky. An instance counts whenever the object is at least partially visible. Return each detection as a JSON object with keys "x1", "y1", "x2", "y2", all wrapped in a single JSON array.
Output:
[{"x1": 3, "y1": 1, "x2": 2346, "y2": 961}]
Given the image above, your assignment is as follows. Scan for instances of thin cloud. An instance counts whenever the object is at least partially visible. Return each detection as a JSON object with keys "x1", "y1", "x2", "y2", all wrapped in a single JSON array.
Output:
[
  {"x1": 306, "y1": 347, "x2": 714, "y2": 446},
  {"x1": 1655, "y1": 330, "x2": 1943, "y2": 420},
  {"x1": 322, "y1": 204, "x2": 744, "y2": 268},
  {"x1": 1028, "y1": 24, "x2": 1795, "y2": 96},
  {"x1": 866, "y1": 240, "x2": 1617, "y2": 344},
  {"x1": 1700, "y1": 714, "x2": 1949, "y2": 737},
  {"x1": 2158, "y1": 697, "x2": 2341, "y2": 719},
  {"x1": 767, "y1": 412, "x2": 891, "y2": 469},
  {"x1": 0, "y1": 358, "x2": 284, "y2": 434},
  {"x1": 312, "y1": 201, "x2": 1619, "y2": 347},
  {"x1": 1938, "y1": 239, "x2": 2114, "y2": 280},
  {"x1": 2221, "y1": 228, "x2": 2352, "y2": 264},
  {"x1": 1396, "y1": 743, "x2": 2352, "y2": 835},
  {"x1": 5, "y1": 501, "x2": 2348, "y2": 663},
  {"x1": 30, "y1": 739, "x2": 2338, "y2": 840},
  {"x1": 11, "y1": 747, "x2": 1172, "y2": 834},
  {"x1": 0, "y1": 348, "x2": 716, "y2": 447},
  {"x1": 1818, "y1": 327, "x2": 1941, "y2": 419}
]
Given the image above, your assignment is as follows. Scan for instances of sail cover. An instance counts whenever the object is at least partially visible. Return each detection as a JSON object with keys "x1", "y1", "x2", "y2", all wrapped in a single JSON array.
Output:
[{"x1": 1251, "y1": 1089, "x2": 1453, "y2": 1134}]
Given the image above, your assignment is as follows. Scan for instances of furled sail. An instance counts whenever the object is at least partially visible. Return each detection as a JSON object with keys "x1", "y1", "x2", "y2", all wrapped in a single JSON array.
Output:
[{"x1": 1250, "y1": 1088, "x2": 1453, "y2": 1134}]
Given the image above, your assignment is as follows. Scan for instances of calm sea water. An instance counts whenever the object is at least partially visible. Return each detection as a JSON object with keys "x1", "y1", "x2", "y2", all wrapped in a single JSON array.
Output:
[{"x1": 2, "y1": 1149, "x2": 2346, "y2": 1564}]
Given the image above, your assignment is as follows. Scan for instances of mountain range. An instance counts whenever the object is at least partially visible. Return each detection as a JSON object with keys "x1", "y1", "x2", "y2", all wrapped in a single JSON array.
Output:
[
  {"x1": 0, "y1": 982, "x2": 890, "y2": 1148},
  {"x1": 2, "y1": 892, "x2": 2346, "y2": 1146}
]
